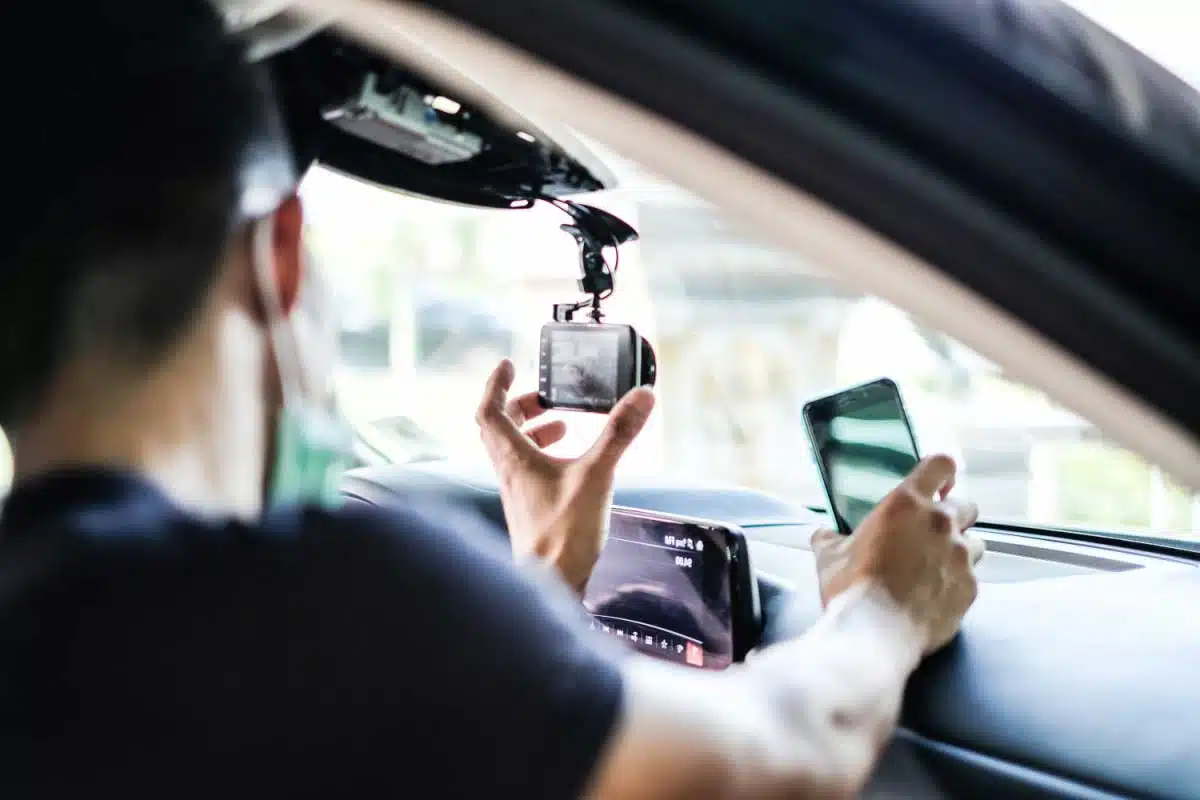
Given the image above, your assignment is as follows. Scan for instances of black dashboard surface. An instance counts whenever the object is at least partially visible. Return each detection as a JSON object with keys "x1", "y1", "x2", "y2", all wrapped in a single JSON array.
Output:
[{"x1": 343, "y1": 463, "x2": 1200, "y2": 799}]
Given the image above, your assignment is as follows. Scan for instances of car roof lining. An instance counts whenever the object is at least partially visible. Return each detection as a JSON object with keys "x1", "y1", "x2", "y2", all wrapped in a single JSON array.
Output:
[{"x1": 289, "y1": 0, "x2": 1200, "y2": 492}]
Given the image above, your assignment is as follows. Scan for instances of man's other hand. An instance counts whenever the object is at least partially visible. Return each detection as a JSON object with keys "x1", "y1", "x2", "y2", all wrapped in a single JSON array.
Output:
[
  {"x1": 811, "y1": 455, "x2": 984, "y2": 655},
  {"x1": 476, "y1": 360, "x2": 655, "y2": 594}
]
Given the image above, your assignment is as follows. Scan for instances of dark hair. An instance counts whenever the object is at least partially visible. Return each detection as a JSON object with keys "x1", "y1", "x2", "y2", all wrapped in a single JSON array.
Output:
[{"x1": 0, "y1": 0, "x2": 293, "y2": 427}]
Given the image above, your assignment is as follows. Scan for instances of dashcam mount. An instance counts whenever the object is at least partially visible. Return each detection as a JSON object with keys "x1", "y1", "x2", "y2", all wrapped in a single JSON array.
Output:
[{"x1": 547, "y1": 200, "x2": 638, "y2": 324}]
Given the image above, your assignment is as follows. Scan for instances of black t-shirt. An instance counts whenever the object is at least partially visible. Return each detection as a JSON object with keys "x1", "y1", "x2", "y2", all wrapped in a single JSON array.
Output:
[{"x1": 0, "y1": 468, "x2": 623, "y2": 798}]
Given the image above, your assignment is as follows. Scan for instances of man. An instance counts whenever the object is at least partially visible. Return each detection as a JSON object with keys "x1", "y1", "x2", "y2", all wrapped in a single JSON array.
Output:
[{"x1": 0, "y1": 2, "x2": 980, "y2": 798}]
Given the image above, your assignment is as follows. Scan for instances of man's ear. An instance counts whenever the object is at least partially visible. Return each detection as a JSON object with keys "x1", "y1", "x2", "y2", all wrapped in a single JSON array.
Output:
[{"x1": 271, "y1": 193, "x2": 305, "y2": 317}]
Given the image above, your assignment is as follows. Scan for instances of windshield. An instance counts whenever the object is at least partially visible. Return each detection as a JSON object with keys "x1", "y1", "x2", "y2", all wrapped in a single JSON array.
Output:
[{"x1": 304, "y1": 154, "x2": 1199, "y2": 542}]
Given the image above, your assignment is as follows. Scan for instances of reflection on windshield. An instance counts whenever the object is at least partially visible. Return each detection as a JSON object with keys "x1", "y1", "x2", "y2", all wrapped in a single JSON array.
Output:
[{"x1": 303, "y1": 165, "x2": 1200, "y2": 541}]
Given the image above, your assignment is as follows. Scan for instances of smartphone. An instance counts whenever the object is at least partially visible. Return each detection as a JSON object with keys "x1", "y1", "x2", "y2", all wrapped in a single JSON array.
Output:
[{"x1": 802, "y1": 378, "x2": 920, "y2": 535}]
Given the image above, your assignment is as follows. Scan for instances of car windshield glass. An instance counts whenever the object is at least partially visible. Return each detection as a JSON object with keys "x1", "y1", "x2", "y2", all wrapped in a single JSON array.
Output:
[{"x1": 304, "y1": 151, "x2": 1199, "y2": 542}]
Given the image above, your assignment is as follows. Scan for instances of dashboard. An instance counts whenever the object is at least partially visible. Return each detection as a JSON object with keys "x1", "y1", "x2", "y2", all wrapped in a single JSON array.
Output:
[{"x1": 342, "y1": 461, "x2": 1200, "y2": 799}]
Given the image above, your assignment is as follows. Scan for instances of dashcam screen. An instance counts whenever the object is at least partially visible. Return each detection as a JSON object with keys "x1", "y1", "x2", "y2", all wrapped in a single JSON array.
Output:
[
  {"x1": 584, "y1": 512, "x2": 734, "y2": 670},
  {"x1": 549, "y1": 328, "x2": 621, "y2": 409}
]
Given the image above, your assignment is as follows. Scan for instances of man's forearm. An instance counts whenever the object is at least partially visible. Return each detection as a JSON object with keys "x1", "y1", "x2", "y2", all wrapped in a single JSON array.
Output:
[
  {"x1": 730, "y1": 581, "x2": 923, "y2": 796},
  {"x1": 593, "y1": 582, "x2": 924, "y2": 800}
]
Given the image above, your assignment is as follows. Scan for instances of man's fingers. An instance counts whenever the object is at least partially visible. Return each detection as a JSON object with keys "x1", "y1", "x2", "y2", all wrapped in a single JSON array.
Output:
[
  {"x1": 506, "y1": 391, "x2": 546, "y2": 429},
  {"x1": 476, "y1": 360, "x2": 537, "y2": 462},
  {"x1": 937, "y1": 495, "x2": 979, "y2": 532},
  {"x1": 810, "y1": 527, "x2": 842, "y2": 556},
  {"x1": 907, "y1": 454, "x2": 958, "y2": 498},
  {"x1": 526, "y1": 419, "x2": 567, "y2": 449},
  {"x1": 963, "y1": 531, "x2": 987, "y2": 566},
  {"x1": 811, "y1": 528, "x2": 852, "y2": 604},
  {"x1": 476, "y1": 360, "x2": 516, "y2": 426},
  {"x1": 582, "y1": 388, "x2": 656, "y2": 473}
]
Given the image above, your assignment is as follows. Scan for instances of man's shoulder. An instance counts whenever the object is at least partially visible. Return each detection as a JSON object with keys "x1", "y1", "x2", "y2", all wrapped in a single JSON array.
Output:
[
  {"x1": 0, "y1": 481, "x2": 625, "y2": 799},
  {"x1": 1, "y1": 486, "x2": 517, "y2": 621},
  {"x1": 0, "y1": 469, "x2": 508, "y2": 572},
  {"x1": 258, "y1": 497, "x2": 512, "y2": 569}
]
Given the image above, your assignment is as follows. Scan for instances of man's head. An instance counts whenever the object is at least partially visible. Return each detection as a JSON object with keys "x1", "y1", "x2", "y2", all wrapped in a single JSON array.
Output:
[{"x1": 2, "y1": 0, "x2": 318, "y2": 514}]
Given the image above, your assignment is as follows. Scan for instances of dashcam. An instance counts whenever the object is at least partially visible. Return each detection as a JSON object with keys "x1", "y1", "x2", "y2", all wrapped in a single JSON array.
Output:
[
  {"x1": 535, "y1": 200, "x2": 652, "y2": 412},
  {"x1": 538, "y1": 322, "x2": 656, "y2": 413}
]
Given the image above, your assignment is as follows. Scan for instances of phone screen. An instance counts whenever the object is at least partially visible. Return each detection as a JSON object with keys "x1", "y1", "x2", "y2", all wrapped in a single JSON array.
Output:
[{"x1": 807, "y1": 380, "x2": 920, "y2": 534}]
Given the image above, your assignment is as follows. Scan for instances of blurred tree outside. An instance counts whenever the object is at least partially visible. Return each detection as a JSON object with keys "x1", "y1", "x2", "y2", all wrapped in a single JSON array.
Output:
[{"x1": 1054, "y1": 440, "x2": 1195, "y2": 534}]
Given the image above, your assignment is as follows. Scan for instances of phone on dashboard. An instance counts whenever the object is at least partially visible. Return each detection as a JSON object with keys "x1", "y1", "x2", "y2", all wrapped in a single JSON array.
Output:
[
  {"x1": 583, "y1": 507, "x2": 759, "y2": 670},
  {"x1": 802, "y1": 378, "x2": 921, "y2": 535}
]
